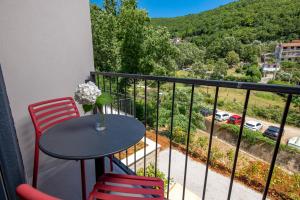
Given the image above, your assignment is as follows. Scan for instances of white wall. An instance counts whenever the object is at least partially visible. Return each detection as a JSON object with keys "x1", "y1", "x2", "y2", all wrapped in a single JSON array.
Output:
[{"x1": 0, "y1": 0, "x2": 94, "y2": 184}]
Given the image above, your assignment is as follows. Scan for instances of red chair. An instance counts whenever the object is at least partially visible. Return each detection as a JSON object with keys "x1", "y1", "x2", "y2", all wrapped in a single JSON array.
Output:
[
  {"x1": 28, "y1": 97, "x2": 86, "y2": 198},
  {"x1": 89, "y1": 173, "x2": 164, "y2": 200},
  {"x1": 16, "y1": 184, "x2": 60, "y2": 200},
  {"x1": 16, "y1": 174, "x2": 164, "y2": 200}
]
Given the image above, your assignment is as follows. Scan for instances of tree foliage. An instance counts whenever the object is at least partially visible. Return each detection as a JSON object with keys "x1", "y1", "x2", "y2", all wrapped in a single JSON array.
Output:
[
  {"x1": 90, "y1": 0, "x2": 177, "y2": 75},
  {"x1": 225, "y1": 51, "x2": 240, "y2": 67},
  {"x1": 152, "y1": 0, "x2": 300, "y2": 44},
  {"x1": 91, "y1": 5, "x2": 119, "y2": 72}
]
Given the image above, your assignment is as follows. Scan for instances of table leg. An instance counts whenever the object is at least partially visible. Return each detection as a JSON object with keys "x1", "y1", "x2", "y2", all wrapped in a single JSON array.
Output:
[{"x1": 95, "y1": 157, "x2": 105, "y2": 181}]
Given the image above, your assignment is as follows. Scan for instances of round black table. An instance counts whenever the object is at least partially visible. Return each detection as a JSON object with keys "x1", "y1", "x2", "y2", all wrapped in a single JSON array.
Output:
[{"x1": 39, "y1": 114, "x2": 145, "y2": 177}]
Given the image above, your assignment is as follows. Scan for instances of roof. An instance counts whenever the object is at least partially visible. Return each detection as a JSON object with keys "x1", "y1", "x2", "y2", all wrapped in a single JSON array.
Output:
[
  {"x1": 216, "y1": 111, "x2": 229, "y2": 115},
  {"x1": 230, "y1": 115, "x2": 241, "y2": 118},
  {"x1": 245, "y1": 120, "x2": 260, "y2": 125}
]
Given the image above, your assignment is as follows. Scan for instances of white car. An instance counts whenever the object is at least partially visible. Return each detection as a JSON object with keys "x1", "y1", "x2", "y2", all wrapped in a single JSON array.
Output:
[
  {"x1": 215, "y1": 111, "x2": 230, "y2": 121},
  {"x1": 244, "y1": 120, "x2": 263, "y2": 131},
  {"x1": 287, "y1": 137, "x2": 300, "y2": 150}
]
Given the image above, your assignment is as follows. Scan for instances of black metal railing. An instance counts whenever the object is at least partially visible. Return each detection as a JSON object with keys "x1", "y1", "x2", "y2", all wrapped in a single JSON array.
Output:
[{"x1": 90, "y1": 71, "x2": 300, "y2": 200}]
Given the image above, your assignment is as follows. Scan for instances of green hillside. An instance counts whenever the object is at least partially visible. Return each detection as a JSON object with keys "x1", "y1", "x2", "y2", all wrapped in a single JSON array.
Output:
[{"x1": 151, "y1": 0, "x2": 300, "y2": 46}]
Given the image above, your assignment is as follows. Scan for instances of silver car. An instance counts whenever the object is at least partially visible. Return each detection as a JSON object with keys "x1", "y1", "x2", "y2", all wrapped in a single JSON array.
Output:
[
  {"x1": 244, "y1": 120, "x2": 263, "y2": 131},
  {"x1": 287, "y1": 137, "x2": 300, "y2": 150}
]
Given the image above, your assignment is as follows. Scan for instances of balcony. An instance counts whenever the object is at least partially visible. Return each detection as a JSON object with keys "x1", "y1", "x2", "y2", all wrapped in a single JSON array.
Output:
[
  {"x1": 39, "y1": 71, "x2": 300, "y2": 199},
  {"x1": 1, "y1": 66, "x2": 300, "y2": 200}
]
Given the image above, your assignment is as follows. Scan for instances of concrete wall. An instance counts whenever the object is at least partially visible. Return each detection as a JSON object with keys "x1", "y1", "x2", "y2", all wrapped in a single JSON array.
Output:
[{"x1": 0, "y1": 0, "x2": 94, "y2": 184}]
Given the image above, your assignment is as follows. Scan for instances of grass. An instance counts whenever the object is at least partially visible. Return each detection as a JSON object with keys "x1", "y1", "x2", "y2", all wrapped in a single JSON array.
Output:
[
  {"x1": 199, "y1": 87, "x2": 286, "y2": 109},
  {"x1": 198, "y1": 86, "x2": 300, "y2": 127}
]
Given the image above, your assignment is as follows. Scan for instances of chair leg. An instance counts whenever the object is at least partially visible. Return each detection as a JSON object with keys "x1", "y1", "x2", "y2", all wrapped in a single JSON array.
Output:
[
  {"x1": 80, "y1": 160, "x2": 86, "y2": 200},
  {"x1": 32, "y1": 142, "x2": 39, "y2": 188},
  {"x1": 110, "y1": 155, "x2": 113, "y2": 172}
]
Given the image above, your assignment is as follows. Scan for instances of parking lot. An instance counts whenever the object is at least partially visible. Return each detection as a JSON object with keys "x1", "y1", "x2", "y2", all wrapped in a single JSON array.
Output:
[{"x1": 206, "y1": 110, "x2": 300, "y2": 144}]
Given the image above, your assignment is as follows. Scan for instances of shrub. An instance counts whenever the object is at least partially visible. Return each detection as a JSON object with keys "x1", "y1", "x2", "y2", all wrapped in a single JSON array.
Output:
[
  {"x1": 210, "y1": 146, "x2": 224, "y2": 164},
  {"x1": 235, "y1": 67, "x2": 242, "y2": 73},
  {"x1": 268, "y1": 80, "x2": 293, "y2": 86},
  {"x1": 197, "y1": 136, "x2": 208, "y2": 150},
  {"x1": 226, "y1": 149, "x2": 235, "y2": 163},
  {"x1": 137, "y1": 164, "x2": 171, "y2": 192}
]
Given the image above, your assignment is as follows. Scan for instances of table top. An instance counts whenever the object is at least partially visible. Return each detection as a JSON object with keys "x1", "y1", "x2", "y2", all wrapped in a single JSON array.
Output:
[{"x1": 39, "y1": 114, "x2": 145, "y2": 160}]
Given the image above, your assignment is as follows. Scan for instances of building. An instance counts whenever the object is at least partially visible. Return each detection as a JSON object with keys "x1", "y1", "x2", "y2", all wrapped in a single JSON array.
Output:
[
  {"x1": 275, "y1": 40, "x2": 300, "y2": 62},
  {"x1": 260, "y1": 53, "x2": 280, "y2": 78}
]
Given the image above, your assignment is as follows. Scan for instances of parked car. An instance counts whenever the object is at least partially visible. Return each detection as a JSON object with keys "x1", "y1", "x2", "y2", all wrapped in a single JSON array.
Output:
[
  {"x1": 244, "y1": 120, "x2": 263, "y2": 131},
  {"x1": 287, "y1": 137, "x2": 300, "y2": 150},
  {"x1": 227, "y1": 115, "x2": 242, "y2": 125},
  {"x1": 263, "y1": 126, "x2": 280, "y2": 140},
  {"x1": 200, "y1": 107, "x2": 214, "y2": 117},
  {"x1": 215, "y1": 111, "x2": 230, "y2": 121}
]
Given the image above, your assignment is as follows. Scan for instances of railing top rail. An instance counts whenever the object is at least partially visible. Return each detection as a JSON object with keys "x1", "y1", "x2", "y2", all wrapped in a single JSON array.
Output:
[{"x1": 91, "y1": 71, "x2": 300, "y2": 95}]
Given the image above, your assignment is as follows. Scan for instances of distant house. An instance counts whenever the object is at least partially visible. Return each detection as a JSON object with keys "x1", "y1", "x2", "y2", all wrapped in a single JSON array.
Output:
[
  {"x1": 260, "y1": 52, "x2": 279, "y2": 78},
  {"x1": 275, "y1": 40, "x2": 300, "y2": 62},
  {"x1": 261, "y1": 63, "x2": 280, "y2": 75}
]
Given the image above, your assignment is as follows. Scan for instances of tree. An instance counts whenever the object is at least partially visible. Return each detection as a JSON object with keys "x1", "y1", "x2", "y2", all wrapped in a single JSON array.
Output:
[
  {"x1": 141, "y1": 26, "x2": 178, "y2": 76},
  {"x1": 220, "y1": 37, "x2": 241, "y2": 57},
  {"x1": 104, "y1": 0, "x2": 117, "y2": 15},
  {"x1": 245, "y1": 65, "x2": 262, "y2": 82},
  {"x1": 91, "y1": 0, "x2": 178, "y2": 75},
  {"x1": 118, "y1": 0, "x2": 149, "y2": 74},
  {"x1": 240, "y1": 44, "x2": 260, "y2": 64},
  {"x1": 175, "y1": 42, "x2": 205, "y2": 69},
  {"x1": 211, "y1": 59, "x2": 229, "y2": 80},
  {"x1": 225, "y1": 51, "x2": 240, "y2": 67},
  {"x1": 191, "y1": 62, "x2": 213, "y2": 79},
  {"x1": 90, "y1": 5, "x2": 119, "y2": 72}
]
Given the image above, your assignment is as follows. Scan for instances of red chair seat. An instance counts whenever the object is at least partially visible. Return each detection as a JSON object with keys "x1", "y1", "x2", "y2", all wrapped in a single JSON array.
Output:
[
  {"x1": 88, "y1": 173, "x2": 164, "y2": 200},
  {"x1": 16, "y1": 174, "x2": 164, "y2": 200}
]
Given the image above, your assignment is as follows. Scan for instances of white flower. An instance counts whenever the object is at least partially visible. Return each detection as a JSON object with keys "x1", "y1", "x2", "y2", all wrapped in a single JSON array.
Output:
[{"x1": 74, "y1": 81, "x2": 101, "y2": 105}]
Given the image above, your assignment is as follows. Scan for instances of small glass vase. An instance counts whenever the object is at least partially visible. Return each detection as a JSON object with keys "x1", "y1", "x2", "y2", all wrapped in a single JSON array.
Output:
[{"x1": 95, "y1": 106, "x2": 106, "y2": 132}]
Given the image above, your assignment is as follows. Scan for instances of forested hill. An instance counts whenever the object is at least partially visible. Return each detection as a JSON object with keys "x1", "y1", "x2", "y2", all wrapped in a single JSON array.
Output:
[{"x1": 151, "y1": 0, "x2": 300, "y2": 46}]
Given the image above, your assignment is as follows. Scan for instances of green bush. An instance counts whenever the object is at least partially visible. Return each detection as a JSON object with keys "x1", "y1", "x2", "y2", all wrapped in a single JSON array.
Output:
[
  {"x1": 235, "y1": 67, "x2": 242, "y2": 73},
  {"x1": 226, "y1": 149, "x2": 235, "y2": 163},
  {"x1": 210, "y1": 146, "x2": 224, "y2": 164},
  {"x1": 196, "y1": 136, "x2": 208, "y2": 150},
  {"x1": 268, "y1": 80, "x2": 293, "y2": 86},
  {"x1": 137, "y1": 164, "x2": 171, "y2": 192}
]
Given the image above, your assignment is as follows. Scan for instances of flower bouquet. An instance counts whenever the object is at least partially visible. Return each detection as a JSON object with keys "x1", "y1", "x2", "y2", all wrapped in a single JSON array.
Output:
[{"x1": 74, "y1": 81, "x2": 112, "y2": 131}]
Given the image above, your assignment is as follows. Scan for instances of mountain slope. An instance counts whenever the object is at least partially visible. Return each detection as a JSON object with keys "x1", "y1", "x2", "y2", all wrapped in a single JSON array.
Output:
[{"x1": 151, "y1": 0, "x2": 300, "y2": 46}]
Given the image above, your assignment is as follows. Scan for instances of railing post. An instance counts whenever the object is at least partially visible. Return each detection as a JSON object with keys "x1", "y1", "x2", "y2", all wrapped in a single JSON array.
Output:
[
  {"x1": 182, "y1": 84, "x2": 195, "y2": 200},
  {"x1": 154, "y1": 81, "x2": 160, "y2": 177},
  {"x1": 262, "y1": 94, "x2": 292, "y2": 200},
  {"x1": 227, "y1": 89, "x2": 251, "y2": 200},
  {"x1": 167, "y1": 82, "x2": 176, "y2": 199},
  {"x1": 202, "y1": 86, "x2": 219, "y2": 199},
  {"x1": 90, "y1": 72, "x2": 97, "y2": 115}
]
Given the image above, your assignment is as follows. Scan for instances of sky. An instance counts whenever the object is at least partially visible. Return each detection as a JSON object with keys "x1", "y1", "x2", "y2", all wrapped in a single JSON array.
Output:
[{"x1": 90, "y1": 0, "x2": 236, "y2": 18}]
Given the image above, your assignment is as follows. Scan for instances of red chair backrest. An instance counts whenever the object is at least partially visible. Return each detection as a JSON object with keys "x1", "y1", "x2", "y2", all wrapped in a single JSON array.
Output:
[{"x1": 28, "y1": 97, "x2": 80, "y2": 138}]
